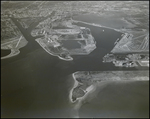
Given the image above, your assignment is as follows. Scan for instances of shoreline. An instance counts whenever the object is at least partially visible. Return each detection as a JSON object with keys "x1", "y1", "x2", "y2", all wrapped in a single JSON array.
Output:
[
  {"x1": 1, "y1": 49, "x2": 20, "y2": 60},
  {"x1": 1, "y1": 36, "x2": 28, "y2": 60},
  {"x1": 35, "y1": 39, "x2": 73, "y2": 61},
  {"x1": 35, "y1": 34, "x2": 96, "y2": 61},
  {"x1": 69, "y1": 72, "x2": 97, "y2": 104},
  {"x1": 69, "y1": 73, "x2": 79, "y2": 103},
  {"x1": 69, "y1": 70, "x2": 149, "y2": 108},
  {"x1": 72, "y1": 19, "x2": 124, "y2": 34},
  {"x1": 74, "y1": 84, "x2": 96, "y2": 102},
  {"x1": 72, "y1": 71, "x2": 149, "y2": 82}
]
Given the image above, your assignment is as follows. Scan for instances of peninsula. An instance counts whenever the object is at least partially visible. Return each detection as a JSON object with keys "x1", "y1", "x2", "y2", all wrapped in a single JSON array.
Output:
[
  {"x1": 32, "y1": 18, "x2": 96, "y2": 61},
  {"x1": 69, "y1": 71, "x2": 149, "y2": 103}
]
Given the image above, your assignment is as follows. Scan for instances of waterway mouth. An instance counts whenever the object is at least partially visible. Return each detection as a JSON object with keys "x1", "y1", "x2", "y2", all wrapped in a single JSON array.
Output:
[{"x1": 1, "y1": 49, "x2": 11, "y2": 57}]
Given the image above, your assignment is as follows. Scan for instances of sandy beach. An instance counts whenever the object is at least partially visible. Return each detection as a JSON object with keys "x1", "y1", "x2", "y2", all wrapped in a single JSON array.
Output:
[{"x1": 69, "y1": 73, "x2": 79, "y2": 103}]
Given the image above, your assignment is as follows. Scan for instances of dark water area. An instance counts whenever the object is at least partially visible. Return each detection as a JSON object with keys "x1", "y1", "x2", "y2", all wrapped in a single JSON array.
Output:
[
  {"x1": 72, "y1": 22, "x2": 122, "y2": 51},
  {"x1": 1, "y1": 49, "x2": 11, "y2": 57},
  {"x1": 79, "y1": 81, "x2": 149, "y2": 118},
  {"x1": 1, "y1": 15, "x2": 149, "y2": 118},
  {"x1": 71, "y1": 22, "x2": 147, "y2": 71},
  {"x1": 1, "y1": 17, "x2": 77, "y2": 118}
]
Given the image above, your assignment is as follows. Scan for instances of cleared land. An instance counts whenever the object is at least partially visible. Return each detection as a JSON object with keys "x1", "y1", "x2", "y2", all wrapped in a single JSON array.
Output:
[{"x1": 32, "y1": 19, "x2": 96, "y2": 61}]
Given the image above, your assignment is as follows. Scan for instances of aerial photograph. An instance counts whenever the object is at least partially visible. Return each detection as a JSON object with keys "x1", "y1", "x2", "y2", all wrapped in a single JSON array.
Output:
[{"x1": 1, "y1": 1, "x2": 149, "y2": 118}]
